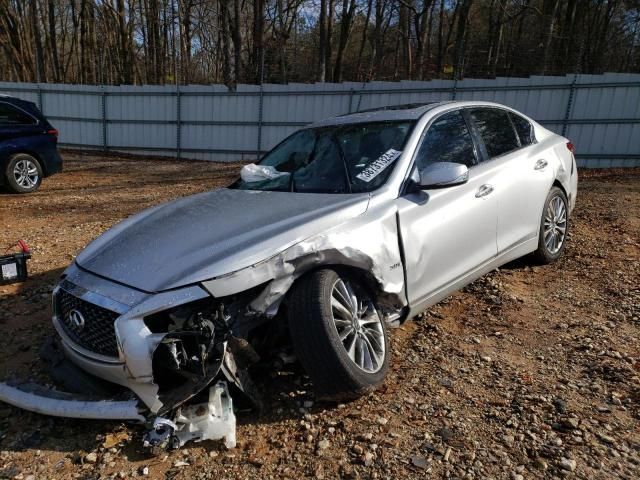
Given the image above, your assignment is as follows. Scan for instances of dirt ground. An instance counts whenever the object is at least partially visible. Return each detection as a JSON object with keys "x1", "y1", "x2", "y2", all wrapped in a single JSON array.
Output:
[{"x1": 0, "y1": 151, "x2": 638, "y2": 480}]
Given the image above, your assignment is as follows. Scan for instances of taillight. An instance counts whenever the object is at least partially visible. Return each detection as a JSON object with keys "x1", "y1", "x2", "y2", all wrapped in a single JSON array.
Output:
[
  {"x1": 46, "y1": 128, "x2": 58, "y2": 137},
  {"x1": 566, "y1": 142, "x2": 575, "y2": 154}
]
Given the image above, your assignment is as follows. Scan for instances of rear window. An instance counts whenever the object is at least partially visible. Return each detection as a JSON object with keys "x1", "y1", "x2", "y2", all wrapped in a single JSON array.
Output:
[
  {"x1": 509, "y1": 112, "x2": 535, "y2": 145},
  {"x1": 468, "y1": 108, "x2": 519, "y2": 158},
  {"x1": 0, "y1": 102, "x2": 36, "y2": 125}
]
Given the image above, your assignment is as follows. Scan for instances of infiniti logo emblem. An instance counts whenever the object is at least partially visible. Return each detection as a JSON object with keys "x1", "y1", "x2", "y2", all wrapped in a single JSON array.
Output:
[{"x1": 67, "y1": 309, "x2": 86, "y2": 331}]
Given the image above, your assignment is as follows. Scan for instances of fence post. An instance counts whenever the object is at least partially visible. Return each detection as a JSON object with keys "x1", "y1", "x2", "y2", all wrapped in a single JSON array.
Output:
[
  {"x1": 101, "y1": 87, "x2": 107, "y2": 151},
  {"x1": 562, "y1": 73, "x2": 578, "y2": 137},
  {"x1": 36, "y1": 84, "x2": 43, "y2": 112},
  {"x1": 354, "y1": 81, "x2": 367, "y2": 112},
  {"x1": 256, "y1": 85, "x2": 264, "y2": 161},
  {"x1": 450, "y1": 78, "x2": 458, "y2": 100},
  {"x1": 176, "y1": 86, "x2": 182, "y2": 160}
]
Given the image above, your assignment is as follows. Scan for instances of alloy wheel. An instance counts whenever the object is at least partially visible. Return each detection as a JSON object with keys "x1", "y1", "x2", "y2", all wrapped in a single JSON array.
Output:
[
  {"x1": 13, "y1": 158, "x2": 39, "y2": 190},
  {"x1": 330, "y1": 278, "x2": 386, "y2": 373},
  {"x1": 543, "y1": 195, "x2": 567, "y2": 254}
]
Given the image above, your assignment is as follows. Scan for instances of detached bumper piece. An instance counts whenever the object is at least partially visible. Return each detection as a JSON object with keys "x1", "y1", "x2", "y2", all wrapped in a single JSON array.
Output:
[
  {"x1": 0, "y1": 382, "x2": 145, "y2": 422},
  {"x1": 143, "y1": 381, "x2": 236, "y2": 450},
  {"x1": 0, "y1": 381, "x2": 237, "y2": 450}
]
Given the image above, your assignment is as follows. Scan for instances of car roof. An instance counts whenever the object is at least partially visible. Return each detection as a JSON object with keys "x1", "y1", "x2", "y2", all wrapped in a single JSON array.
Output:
[
  {"x1": 0, "y1": 95, "x2": 28, "y2": 106},
  {"x1": 307, "y1": 101, "x2": 454, "y2": 128}
]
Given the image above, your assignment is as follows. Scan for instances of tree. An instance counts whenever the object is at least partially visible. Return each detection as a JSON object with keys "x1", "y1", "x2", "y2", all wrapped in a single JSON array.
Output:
[
  {"x1": 453, "y1": 0, "x2": 472, "y2": 80},
  {"x1": 333, "y1": 0, "x2": 357, "y2": 82},
  {"x1": 0, "y1": 0, "x2": 638, "y2": 85}
]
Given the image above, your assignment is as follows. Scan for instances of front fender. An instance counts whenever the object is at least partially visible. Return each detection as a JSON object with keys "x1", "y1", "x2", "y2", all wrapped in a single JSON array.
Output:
[{"x1": 202, "y1": 202, "x2": 406, "y2": 313}]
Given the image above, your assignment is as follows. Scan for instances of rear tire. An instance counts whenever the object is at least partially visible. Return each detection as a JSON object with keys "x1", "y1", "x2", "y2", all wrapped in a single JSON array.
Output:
[
  {"x1": 533, "y1": 186, "x2": 569, "y2": 264},
  {"x1": 5, "y1": 153, "x2": 43, "y2": 193},
  {"x1": 288, "y1": 268, "x2": 390, "y2": 401}
]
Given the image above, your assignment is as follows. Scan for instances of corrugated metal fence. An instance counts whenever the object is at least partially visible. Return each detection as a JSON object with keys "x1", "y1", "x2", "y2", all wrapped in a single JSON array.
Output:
[{"x1": 1, "y1": 72, "x2": 639, "y2": 167}]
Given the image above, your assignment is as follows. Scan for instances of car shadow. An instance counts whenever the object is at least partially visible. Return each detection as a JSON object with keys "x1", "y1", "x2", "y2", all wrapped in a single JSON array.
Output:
[{"x1": 498, "y1": 256, "x2": 533, "y2": 270}]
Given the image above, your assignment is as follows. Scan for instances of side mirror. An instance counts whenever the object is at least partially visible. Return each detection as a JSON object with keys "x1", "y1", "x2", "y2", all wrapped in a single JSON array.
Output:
[{"x1": 417, "y1": 162, "x2": 469, "y2": 189}]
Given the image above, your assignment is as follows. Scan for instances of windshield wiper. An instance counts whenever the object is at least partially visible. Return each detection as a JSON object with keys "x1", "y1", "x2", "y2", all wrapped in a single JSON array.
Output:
[{"x1": 330, "y1": 134, "x2": 353, "y2": 194}]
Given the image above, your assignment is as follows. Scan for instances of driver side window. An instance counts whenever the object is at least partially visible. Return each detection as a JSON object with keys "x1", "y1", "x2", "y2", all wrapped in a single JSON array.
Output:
[{"x1": 415, "y1": 111, "x2": 476, "y2": 170}]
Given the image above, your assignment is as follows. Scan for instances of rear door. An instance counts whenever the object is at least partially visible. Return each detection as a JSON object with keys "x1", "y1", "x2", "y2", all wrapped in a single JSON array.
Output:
[
  {"x1": 466, "y1": 108, "x2": 554, "y2": 252},
  {"x1": 396, "y1": 110, "x2": 498, "y2": 310}
]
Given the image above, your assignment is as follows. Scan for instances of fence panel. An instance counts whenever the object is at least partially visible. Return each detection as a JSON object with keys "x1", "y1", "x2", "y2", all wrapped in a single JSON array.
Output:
[{"x1": 1, "y1": 73, "x2": 638, "y2": 167}]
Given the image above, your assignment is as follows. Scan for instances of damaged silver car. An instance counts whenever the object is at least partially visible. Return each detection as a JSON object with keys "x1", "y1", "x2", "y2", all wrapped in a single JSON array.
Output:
[{"x1": 0, "y1": 101, "x2": 578, "y2": 448}]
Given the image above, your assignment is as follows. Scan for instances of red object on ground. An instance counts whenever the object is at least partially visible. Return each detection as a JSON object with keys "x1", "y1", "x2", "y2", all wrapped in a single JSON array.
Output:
[{"x1": 17, "y1": 240, "x2": 30, "y2": 253}]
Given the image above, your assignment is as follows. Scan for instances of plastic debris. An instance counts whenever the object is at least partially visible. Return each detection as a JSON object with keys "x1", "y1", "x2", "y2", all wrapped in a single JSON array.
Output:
[
  {"x1": 144, "y1": 381, "x2": 236, "y2": 450},
  {"x1": 240, "y1": 163, "x2": 289, "y2": 183}
]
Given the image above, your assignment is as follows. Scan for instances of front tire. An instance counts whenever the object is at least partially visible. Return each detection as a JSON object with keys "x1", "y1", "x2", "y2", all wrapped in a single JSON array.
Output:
[
  {"x1": 533, "y1": 186, "x2": 569, "y2": 264},
  {"x1": 5, "y1": 153, "x2": 43, "y2": 193},
  {"x1": 288, "y1": 269, "x2": 390, "y2": 401}
]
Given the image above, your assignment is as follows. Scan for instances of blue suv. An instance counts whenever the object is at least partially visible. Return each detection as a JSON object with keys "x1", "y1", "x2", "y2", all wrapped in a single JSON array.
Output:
[{"x1": 1, "y1": 95, "x2": 62, "y2": 193}]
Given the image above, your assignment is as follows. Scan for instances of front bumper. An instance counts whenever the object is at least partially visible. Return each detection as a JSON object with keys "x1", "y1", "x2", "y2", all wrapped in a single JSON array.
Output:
[
  {"x1": 51, "y1": 262, "x2": 212, "y2": 413},
  {"x1": 0, "y1": 263, "x2": 242, "y2": 448},
  {"x1": 0, "y1": 382, "x2": 144, "y2": 421}
]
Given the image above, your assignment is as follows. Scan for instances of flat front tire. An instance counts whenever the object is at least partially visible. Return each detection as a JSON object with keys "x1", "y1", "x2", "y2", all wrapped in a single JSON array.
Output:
[
  {"x1": 5, "y1": 153, "x2": 43, "y2": 193},
  {"x1": 288, "y1": 268, "x2": 390, "y2": 401}
]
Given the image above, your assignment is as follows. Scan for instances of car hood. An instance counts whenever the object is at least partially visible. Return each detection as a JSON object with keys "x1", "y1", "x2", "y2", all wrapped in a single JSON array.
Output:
[{"x1": 75, "y1": 188, "x2": 370, "y2": 292}]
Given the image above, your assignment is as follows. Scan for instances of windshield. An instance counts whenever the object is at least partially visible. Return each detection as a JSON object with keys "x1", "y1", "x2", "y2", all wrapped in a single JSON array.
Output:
[{"x1": 232, "y1": 121, "x2": 415, "y2": 193}]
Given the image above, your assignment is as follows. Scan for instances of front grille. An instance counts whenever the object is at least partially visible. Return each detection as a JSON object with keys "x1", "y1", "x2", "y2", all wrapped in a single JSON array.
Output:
[{"x1": 55, "y1": 288, "x2": 120, "y2": 357}]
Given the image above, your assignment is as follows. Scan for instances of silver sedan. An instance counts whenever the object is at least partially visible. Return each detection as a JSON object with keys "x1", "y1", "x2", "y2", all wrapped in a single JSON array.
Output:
[{"x1": 1, "y1": 101, "x2": 578, "y2": 438}]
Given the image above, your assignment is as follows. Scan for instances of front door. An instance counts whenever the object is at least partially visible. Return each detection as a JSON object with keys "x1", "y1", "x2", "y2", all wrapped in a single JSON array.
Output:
[{"x1": 396, "y1": 110, "x2": 499, "y2": 310}]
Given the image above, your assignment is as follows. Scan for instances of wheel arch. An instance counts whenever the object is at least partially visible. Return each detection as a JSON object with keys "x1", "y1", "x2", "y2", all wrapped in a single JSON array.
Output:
[
  {"x1": 552, "y1": 179, "x2": 568, "y2": 198},
  {"x1": 289, "y1": 264, "x2": 383, "y2": 302},
  {"x1": 266, "y1": 263, "x2": 404, "y2": 332},
  {"x1": 552, "y1": 178, "x2": 571, "y2": 215},
  {"x1": 4, "y1": 150, "x2": 46, "y2": 176}
]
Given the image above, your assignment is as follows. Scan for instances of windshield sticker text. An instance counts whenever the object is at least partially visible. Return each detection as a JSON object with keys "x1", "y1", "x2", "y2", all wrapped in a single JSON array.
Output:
[{"x1": 356, "y1": 149, "x2": 401, "y2": 182}]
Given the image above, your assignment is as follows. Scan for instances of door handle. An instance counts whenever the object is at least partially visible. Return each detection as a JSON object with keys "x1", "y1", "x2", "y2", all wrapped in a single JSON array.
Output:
[
  {"x1": 534, "y1": 159, "x2": 548, "y2": 170},
  {"x1": 475, "y1": 184, "x2": 494, "y2": 198}
]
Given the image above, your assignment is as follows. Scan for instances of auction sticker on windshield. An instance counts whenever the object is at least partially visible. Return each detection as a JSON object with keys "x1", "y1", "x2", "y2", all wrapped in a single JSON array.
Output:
[{"x1": 356, "y1": 149, "x2": 402, "y2": 182}]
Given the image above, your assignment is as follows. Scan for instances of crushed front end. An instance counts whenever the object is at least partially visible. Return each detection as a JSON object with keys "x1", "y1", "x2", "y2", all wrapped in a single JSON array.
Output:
[
  {"x1": 1, "y1": 262, "x2": 259, "y2": 450},
  {"x1": 0, "y1": 196, "x2": 408, "y2": 449}
]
